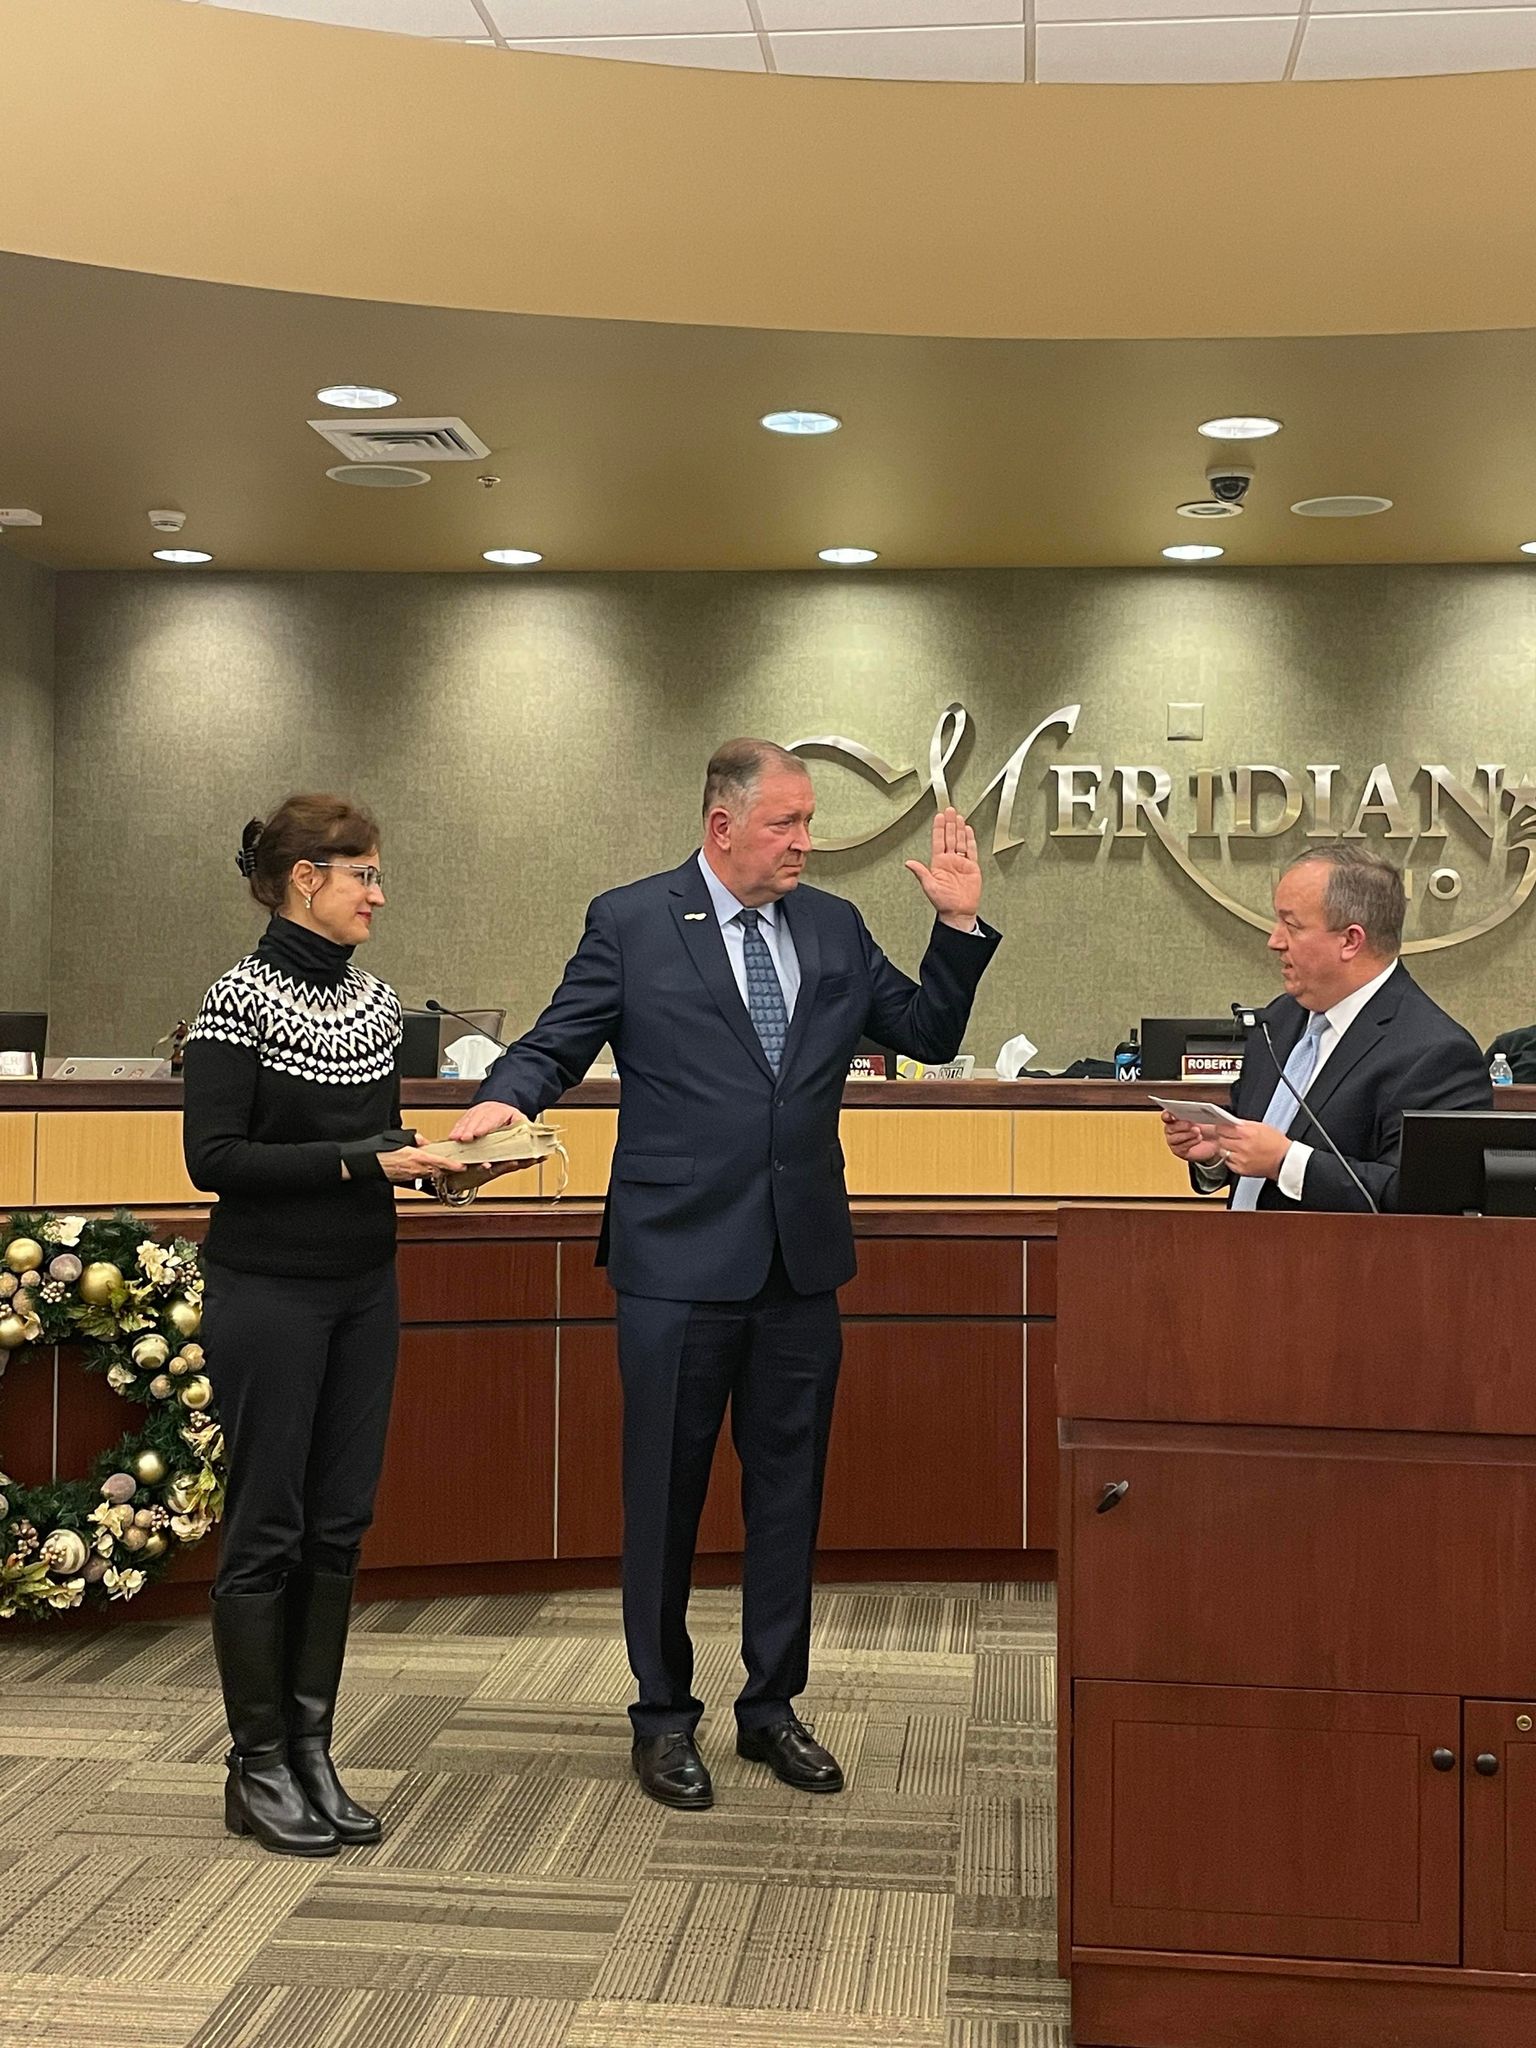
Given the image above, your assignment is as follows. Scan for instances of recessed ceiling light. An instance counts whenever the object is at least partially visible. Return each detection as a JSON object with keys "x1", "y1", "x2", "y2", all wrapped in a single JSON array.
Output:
[
  {"x1": 325, "y1": 463, "x2": 430, "y2": 489},
  {"x1": 1521, "y1": 542, "x2": 1536, "y2": 556},
  {"x1": 152, "y1": 548, "x2": 213, "y2": 565},
  {"x1": 761, "y1": 410, "x2": 841, "y2": 436},
  {"x1": 818, "y1": 546, "x2": 878, "y2": 565},
  {"x1": 483, "y1": 547, "x2": 543, "y2": 566},
  {"x1": 1162, "y1": 544, "x2": 1224, "y2": 562},
  {"x1": 1290, "y1": 495, "x2": 1392, "y2": 518},
  {"x1": 316, "y1": 384, "x2": 398, "y2": 410},
  {"x1": 1198, "y1": 416, "x2": 1283, "y2": 441}
]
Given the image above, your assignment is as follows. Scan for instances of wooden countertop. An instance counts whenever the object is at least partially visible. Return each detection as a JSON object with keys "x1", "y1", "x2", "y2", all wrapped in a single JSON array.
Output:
[{"x1": 11, "y1": 1077, "x2": 1528, "y2": 1112}]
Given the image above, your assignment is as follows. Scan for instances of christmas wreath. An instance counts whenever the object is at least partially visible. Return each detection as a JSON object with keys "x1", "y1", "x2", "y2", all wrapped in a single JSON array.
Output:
[{"x1": 0, "y1": 1210, "x2": 225, "y2": 1619}]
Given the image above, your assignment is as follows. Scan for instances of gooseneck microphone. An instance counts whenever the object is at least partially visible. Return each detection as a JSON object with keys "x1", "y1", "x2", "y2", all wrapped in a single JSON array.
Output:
[
  {"x1": 424, "y1": 999, "x2": 510, "y2": 1052},
  {"x1": 1230, "y1": 1001, "x2": 1380, "y2": 1215}
]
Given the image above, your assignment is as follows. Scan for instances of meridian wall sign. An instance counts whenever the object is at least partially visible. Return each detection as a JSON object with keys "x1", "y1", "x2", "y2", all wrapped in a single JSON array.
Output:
[{"x1": 788, "y1": 703, "x2": 1536, "y2": 956}]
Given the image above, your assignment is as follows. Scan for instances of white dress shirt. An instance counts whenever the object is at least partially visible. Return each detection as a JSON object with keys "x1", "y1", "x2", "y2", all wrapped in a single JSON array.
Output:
[
  {"x1": 1274, "y1": 958, "x2": 1399, "y2": 1200},
  {"x1": 696, "y1": 850, "x2": 801, "y2": 1018}
]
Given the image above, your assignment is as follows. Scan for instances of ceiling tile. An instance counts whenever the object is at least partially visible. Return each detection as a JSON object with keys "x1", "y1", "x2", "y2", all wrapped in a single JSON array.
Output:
[
  {"x1": 761, "y1": 2, "x2": 1022, "y2": 27},
  {"x1": 769, "y1": 24, "x2": 1027, "y2": 76},
  {"x1": 488, "y1": 1, "x2": 753, "y2": 31},
  {"x1": 1036, "y1": 15, "x2": 1293, "y2": 78},
  {"x1": 1298, "y1": 0, "x2": 1536, "y2": 65},
  {"x1": 503, "y1": 31, "x2": 766, "y2": 65},
  {"x1": 1311, "y1": 0, "x2": 1530, "y2": 12},
  {"x1": 211, "y1": 0, "x2": 488, "y2": 29},
  {"x1": 1040, "y1": 0, "x2": 1293, "y2": 19}
]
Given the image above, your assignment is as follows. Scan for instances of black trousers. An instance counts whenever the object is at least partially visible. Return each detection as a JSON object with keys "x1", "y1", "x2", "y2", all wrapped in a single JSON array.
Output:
[
  {"x1": 202, "y1": 1259, "x2": 400, "y2": 1599},
  {"x1": 616, "y1": 1247, "x2": 842, "y2": 1738}
]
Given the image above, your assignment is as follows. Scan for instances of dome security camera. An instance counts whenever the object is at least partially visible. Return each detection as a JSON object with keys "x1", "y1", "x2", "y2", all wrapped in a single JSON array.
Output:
[{"x1": 1204, "y1": 459, "x2": 1255, "y2": 505}]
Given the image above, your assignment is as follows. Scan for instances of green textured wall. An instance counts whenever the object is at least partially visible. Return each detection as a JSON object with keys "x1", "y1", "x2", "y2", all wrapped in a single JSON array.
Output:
[
  {"x1": 49, "y1": 566, "x2": 1536, "y2": 1064},
  {"x1": 0, "y1": 546, "x2": 54, "y2": 1016}
]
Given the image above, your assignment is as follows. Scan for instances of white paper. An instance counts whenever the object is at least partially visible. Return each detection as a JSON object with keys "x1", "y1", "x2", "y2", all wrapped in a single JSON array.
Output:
[
  {"x1": 445, "y1": 1032, "x2": 501, "y2": 1081},
  {"x1": 995, "y1": 1033, "x2": 1039, "y2": 1081},
  {"x1": 1148, "y1": 1096, "x2": 1239, "y2": 1126}
]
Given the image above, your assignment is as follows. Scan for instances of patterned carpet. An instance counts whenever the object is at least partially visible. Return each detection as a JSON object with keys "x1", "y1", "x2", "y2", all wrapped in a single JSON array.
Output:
[{"x1": 0, "y1": 1581, "x2": 1067, "y2": 2048}]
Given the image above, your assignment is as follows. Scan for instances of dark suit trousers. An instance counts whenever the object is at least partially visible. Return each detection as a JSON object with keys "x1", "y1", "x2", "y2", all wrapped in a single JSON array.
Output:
[{"x1": 616, "y1": 1248, "x2": 842, "y2": 1738}]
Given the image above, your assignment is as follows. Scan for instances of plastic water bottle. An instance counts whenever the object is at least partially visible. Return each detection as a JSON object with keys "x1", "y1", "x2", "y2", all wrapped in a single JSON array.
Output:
[
  {"x1": 438, "y1": 1054, "x2": 459, "y2": 1080},
  {"x1": 1491, "y1": 1051, "x2": 1514, "y2": 1087},
  {"x1": 1114, "y1": 1028, "x2": 1141, "y2": 1082}
]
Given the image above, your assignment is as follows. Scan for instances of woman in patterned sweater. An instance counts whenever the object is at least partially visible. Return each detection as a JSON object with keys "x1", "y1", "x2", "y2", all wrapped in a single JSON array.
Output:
[{"x1": 183, "y1": 795, "x2": 449, "y2": 1858}]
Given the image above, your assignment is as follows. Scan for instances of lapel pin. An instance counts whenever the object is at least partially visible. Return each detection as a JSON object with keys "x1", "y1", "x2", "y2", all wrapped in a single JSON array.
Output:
[{"x1": 683, "y1": 912, "x2": 707, "y2": 921}]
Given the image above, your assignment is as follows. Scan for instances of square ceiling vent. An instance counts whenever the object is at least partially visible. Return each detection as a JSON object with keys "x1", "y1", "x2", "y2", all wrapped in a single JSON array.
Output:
[{"x1": 307, "y1": 416, "x2": 492, "y2": 463}]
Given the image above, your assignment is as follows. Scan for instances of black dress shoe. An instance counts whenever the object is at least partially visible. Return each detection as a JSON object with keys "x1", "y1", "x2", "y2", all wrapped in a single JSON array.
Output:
[
  {"x1": 632, "y1": 1731, "x2": 714, "y2": 1810},
  {"x1": 736, "y1": 1716, "x2": 844, "y2": 1793}
]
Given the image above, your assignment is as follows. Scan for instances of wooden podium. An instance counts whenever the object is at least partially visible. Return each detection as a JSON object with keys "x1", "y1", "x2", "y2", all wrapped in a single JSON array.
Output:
[{"x1": 1056, "y1": 1206, "x2": 1536, "y2": 2048}]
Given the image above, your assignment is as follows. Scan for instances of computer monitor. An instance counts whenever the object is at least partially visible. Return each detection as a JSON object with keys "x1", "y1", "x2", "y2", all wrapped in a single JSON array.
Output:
[
  {"x1": 1398, "y1": 1110, "x2": 1536, "y2": 1215},
  {"x1": 1139, "y1": 1015, "x2": 1246, "y2": 1082},
  {"x1": 0, "y1": 1013, "x2": 47, "y2": 1068}
]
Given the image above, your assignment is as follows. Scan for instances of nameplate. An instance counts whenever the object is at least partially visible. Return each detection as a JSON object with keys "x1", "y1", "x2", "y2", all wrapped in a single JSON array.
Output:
[
  {"x1": 847, "y1": 1054, "x2": 887, "y2": 1079},
  {"x1": 0, "y1": 1051, "x2": 37, "y2": 1079},
  {"x1": 1181, "y1": 1052, "x2": 1243, "y2": 1082}
]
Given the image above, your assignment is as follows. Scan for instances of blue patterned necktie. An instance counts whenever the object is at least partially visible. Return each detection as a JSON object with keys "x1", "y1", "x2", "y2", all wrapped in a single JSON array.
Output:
[
  {"x1": 1230, "y1": 1011, "x2": 1329, "y2": 1210},
  {"x1": 738, "y1": 907, "x2": 789, "y2": 1072}
]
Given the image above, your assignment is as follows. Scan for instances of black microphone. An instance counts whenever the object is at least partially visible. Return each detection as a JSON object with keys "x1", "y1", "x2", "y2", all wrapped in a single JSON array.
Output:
[
  {"x1": 424, "y1": 999, "x2": 509, "y2": 1052},
  {"x1": 1229, "y1": 1001, "x2": 1380, "y2": 1215}
]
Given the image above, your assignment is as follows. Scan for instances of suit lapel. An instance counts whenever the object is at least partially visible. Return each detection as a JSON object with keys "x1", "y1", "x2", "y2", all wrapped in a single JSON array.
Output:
[
  {"x1": 667, "y1": 857, "x2": 776, "y2": 1083},
  {"x1": 1303, "y1": 968, "x2": 1406, "y2": 1118},
  {"x1": 775, "y1": 886, "x2": 822, "y2": 1083}
]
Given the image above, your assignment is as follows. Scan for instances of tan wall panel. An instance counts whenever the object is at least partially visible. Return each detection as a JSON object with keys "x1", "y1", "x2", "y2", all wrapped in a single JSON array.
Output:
[
  {"x1": 0, "y1": 1114, "x2": 37, "y2": 1209},
  {"x1": 36, "y1": 1112, "x2": 199, "y2": 1208},
  {"x1": 839, "y1": 1108, "x2": 1012, "y2": 1197},
  {"x1": 1012, "y1": 1109, "x2": 1213, "y2": 1200}
]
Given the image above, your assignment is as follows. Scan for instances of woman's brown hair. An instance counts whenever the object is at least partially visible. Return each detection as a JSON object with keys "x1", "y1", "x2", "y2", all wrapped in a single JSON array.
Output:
[{"x1": 236, "y1": 795, "x2": 381, "y2": 912}]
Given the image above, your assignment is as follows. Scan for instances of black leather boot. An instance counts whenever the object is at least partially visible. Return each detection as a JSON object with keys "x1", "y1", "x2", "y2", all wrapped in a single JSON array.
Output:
[
  {"x1": 285, "y1": 1566, "x2": 381, "y2": 1846},
  {"x1": 211, "y1": 1588, "x2": 338, "y2": 1856}
]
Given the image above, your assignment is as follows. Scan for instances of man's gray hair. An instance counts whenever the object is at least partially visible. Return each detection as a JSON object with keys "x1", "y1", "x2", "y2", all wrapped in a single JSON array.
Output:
[
  {"x1": 1285, "y1": 842, "x2": 1406, "y2": 956},
  {"x1": 702, "y1": 738, "x2": 809, "y2": 819}
]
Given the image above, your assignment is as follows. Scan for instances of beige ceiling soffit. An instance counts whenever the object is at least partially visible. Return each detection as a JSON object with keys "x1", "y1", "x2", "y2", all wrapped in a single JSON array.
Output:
[{"x1": 5, "y1": 0, "x2": 1536, "y2": 341}]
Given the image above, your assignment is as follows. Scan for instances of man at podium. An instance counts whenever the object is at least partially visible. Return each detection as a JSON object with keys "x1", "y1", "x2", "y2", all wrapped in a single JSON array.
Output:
[{"x1": 1162, "y1": 843, "x2": 1489, "y2": 1211}]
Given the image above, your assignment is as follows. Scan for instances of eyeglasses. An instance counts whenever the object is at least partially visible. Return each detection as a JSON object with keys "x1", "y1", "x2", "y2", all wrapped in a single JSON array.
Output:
[{"x1": 312, "y1": 861, "x2": 384, "y2": 890}]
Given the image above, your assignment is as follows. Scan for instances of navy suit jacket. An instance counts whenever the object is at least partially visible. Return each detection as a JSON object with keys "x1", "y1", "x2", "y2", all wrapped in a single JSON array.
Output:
[
  {"x1": 475, "y1": 856, "x2": 1001, "y2": 1298},
  {"x1": 1217, "y1": 965, "x2": 1490, "y2": 1212}
]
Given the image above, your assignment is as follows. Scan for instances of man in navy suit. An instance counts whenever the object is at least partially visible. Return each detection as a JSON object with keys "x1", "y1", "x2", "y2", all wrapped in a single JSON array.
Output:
[
  {"x1": 452, "y1": 739, "x2": 1000, "y2": 1808},
  {"x1": 1162, "y1": 842, "x2": 1489, "y2": 1210}
]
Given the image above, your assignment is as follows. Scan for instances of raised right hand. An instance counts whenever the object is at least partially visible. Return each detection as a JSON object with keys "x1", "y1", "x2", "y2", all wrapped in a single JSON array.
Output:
[
  {"x1": 449, "y1": 1100, "x2": 526, "y2": 1143},
  {"x1": 1161, "y1": 1111, "x2": 1225, "y2": 1166}
]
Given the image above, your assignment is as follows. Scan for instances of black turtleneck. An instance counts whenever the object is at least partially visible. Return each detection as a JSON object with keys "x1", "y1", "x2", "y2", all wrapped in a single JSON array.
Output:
[{"x1": 182, "y1": 916, "x2": 405, "y2": 1278}]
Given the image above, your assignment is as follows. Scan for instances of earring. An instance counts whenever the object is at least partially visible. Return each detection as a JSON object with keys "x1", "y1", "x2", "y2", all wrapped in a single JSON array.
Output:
[{"x1": 303, "y1": 892, "x2": 313, "y2": 911}]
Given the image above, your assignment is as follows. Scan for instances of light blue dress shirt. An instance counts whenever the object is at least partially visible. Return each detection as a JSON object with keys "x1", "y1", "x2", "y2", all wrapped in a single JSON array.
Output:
[{"x1": 696, "y1": 850, "x2": 801, "y2": 1020}]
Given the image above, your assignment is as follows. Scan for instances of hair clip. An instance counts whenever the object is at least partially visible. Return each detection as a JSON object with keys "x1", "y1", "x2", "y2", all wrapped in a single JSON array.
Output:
[{"x1": 235, "y1": 817, "x2": 263, "y2": 878}]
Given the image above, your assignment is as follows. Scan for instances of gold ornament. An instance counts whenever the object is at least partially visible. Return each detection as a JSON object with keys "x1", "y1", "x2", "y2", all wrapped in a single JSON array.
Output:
[
  {"x1": 148, "y1": 1373, "x2": 173, "y2": 1400},
  {"x1": 166, "y1": 1298, "x2": 201, "y2": 1339},
  {"x1": 19, "y1": 1269, "x2": 41, "y2": 1289},
  {"x1": 178, "y1": 1375, "x2": 213, "y2": 1410},
  {"x1": 39, "y1": 1528, "x2": 89, "y2": 1576},
  {"x1": 141, "y1": 1532, "x2": 169, "y2": 1560},
  {"x1": 131, "y1": 1334, "x2": 170, "y2": 1371},
  {"x1": 132, "y1": 1449, "x2": 168, "y2": 1486},
  {"x1": 11, "y1": 1289, "x2": 35, "y2": 1317},
  {"x1": 0, "y1": 1273, "x2": 15, "y2": 1299},
  {"x1": 0, "y1": 1314, "x2": 28, "y2": 1350},
  {"x1": 79, "y1": 1262, "x2": 124, "y2": 1305},
  {"x1": 133, "y1": 1506, "x2": 156, "y2": 1528},
  {"x1": 119, "y1": 1525, "x2": 148, "y2": 1552},
  {"x1": 4, "y1": 1238, "x2": 43, "y2": 1274},
  {"x1": 177, "y1": 1343, "x2": 205, "y2": 1371}
]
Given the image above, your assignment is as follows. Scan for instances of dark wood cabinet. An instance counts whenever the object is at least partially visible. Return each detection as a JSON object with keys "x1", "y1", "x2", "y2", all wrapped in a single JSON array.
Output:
[
  {"x1": 1073, "y1": 1681, "x2": 1461, "y2": 1965},
  {"x1": 1464, "y1": 1699, "x2": 1536, "y2": 1974}
]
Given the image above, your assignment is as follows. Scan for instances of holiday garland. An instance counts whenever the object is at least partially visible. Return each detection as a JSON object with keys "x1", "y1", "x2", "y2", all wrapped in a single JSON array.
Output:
[{"x1": 0, "y1": 1211, "x2": 225, "y2": 1619}]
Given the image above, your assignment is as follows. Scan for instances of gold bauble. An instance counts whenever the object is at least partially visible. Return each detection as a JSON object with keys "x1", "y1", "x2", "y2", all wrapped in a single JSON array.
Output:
[
  {"x1": 166, "y1": 1298, "x2": 201, "y2": 1339},
  {"x1": 11, "y1": 1289, "x2": 35, "y2": 1317},
  {"x1": 177, "y1": 1343, "x2": 204, "y2": 1371},
  {"x1": 19, "y1": 1269, "x2": 41, "y2": 1289},
  {"x1": 178, "y1": 1375, "x2": 213, "y2": 1410},
  {"x1": 141, "y1": 1532, "x2": 169, "y2": 1561},
  {"x1": 119, "y1": 1525, "x2": 148, "y2": 1552},
  {"x1": 39, "y1": 1528, "x2": 88, "y2": 1576},
  {"x1": 0, "y1": 1272, "x2": 15, "y2": 1299},
  {"x1": 132, "y1": 1449, "x2": 168, "y2": 1486},
  {"x1": 0, "y1": 1314, "x2": 28, "y2": 1350},
  {"x1": 79, "y1": 1261, "x2": 124, "y2": 1305},
  {"x1": 131, "y1": 1335, "x2": 170, "y2": 1371},
  {"x1": 148, "y1": 1373, "x2": 173, "y2": 1400},
  {"x1": 4, "y1": 1238, "x2": 43, "y2": 1274}
]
